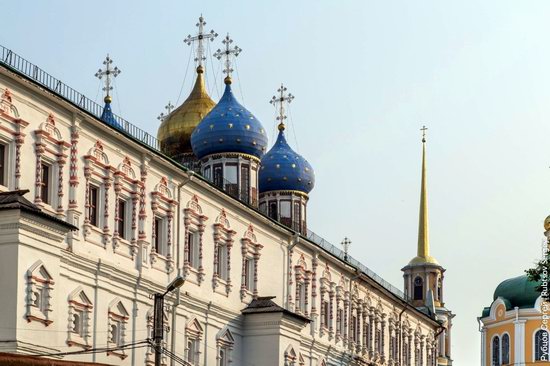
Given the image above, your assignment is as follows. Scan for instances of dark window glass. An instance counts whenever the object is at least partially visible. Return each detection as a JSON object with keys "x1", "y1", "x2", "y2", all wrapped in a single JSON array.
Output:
[
  {"x1": 280, "y1": 200, "x2": 291, "y2": 227},
  {"x1": 89, "y1": 185, "x2": 99, "y2": 227},
  {"x1": 117, "y1": 199, "x2": 126, "y2": 239},
  {"x1": 240, "y1": 165, "x2": 250, "y2": 203},
  {"x1": 0, "y1": 144, "x2": 5, "y2": 186},
  {"x1": 213, "y1": 164, "x2": 223, "y2": 188},
  {"x1": 535, "y1": 329, "x2": 549, "y2": 361},
  {"x1": 224, "y1": 164, "x2": 238, "y2": 198},
  {"x1": 413, "y1": 277, "x2": 423, "y2": 301},
  {"x1": 292, "y1": 201, "x2": 301, "y2": 232},
  {"x1": 40, "y1": 164, "x2": 50, "y2": 204},
  {"x1": 492, "y1": 336, "x2": 500, "y2": 365},
  {"x1": 268, "y1": 201, "x2": 278, "y2": 220},
  {"x1": 502, "y1": 333, "x2": 509, "y2": 364},
  {"x1": 154, "y1": 217, "x2": 162, "y2": 255},
  {"x1": 437, "y1": 279, "x2": 442, "y2": 302}
]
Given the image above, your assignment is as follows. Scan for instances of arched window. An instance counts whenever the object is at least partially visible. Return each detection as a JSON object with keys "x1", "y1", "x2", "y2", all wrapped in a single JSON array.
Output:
[
  {"x1": 535, "y1": 329, "x2": 549, "y2": 361},
  {"x1": 502, "y1": 334, "x2": 509, "y2": 364},
  {"x1": 492, "y1": 335, "x2": 500, "y2": 366},
  {"x1": 413, "y1": 277, "x2": 423, "y2": 300},
  {"x1": 437, "y1": 279, "x2": 442, "y2": 302}
]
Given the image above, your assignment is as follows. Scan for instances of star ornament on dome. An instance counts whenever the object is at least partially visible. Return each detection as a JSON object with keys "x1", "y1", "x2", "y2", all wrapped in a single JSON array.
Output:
[
  {"x1": 94, "y1": 54, "x2": 121, "y2": 98},
  {"x1": 269, "y1": 84, "x2": 294, "y2": 128},
  {"x1": 184, "y1": 15, "x2": 218, "y2": 67},
  {"x1": 214, "y1": 34, "x2": 242, "y2": 78}
]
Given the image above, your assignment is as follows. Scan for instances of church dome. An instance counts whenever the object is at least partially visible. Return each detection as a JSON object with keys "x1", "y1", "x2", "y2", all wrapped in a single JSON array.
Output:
[
  {"x1": 191, "y1": 78, "x2": 267, "y2": 159},
  {"x1": 157, "y1": 66, "x2": 216, "y2": 158},
  {"x1": 493, "y1": 275, "x2": 540, "y2": 310},
  {"x1": 259, "y1": 125, "x2": 315, "y2": 194}
]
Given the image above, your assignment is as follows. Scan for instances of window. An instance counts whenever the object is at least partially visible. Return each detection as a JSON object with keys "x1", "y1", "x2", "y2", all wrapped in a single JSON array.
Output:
[
  {"x1": 107, "y1": 300, "x2": 129, "y2": 358},
  {"x1": 88, "y1": 185, "x2": 99, "y2": 227},
  {"x1": 116, "y1": 199, "x2": 127, "y2": 240},
  {"x1": 186, "y1": 231, "x2": 199, "y2": 268},
  {"x1": 244, "y1": 257, "x2": 254, "y2": 291},
  {"x1": 350, "y1": 315, "x2": 357, "y2": 342},
  {"x1": 110, "y1": 321, "x2": 121, "y2": 346},
  {"x1": 26, "y1": 261, "x2": 53, "y2": 326},
  {"x1": 492, "y1": 336, "x2": 500, "y2": 366},
  {"x1": 280, "y1": 200, "x2": 291, "y2": 227},
  {"x1": 203, "y1": 166, "x2": 211, "y2": 181},
  {"x1": 413, "y1": 277, "x2": 423, "y2": 301},
  {"x1": 224, "y1": 164, "x2": 238, "y2": 197},
  {"x1": 259, "y1": 202, "x2": 266, "y2": 214},
  {"x1": 292, "y1": 201, "x2": 301, "y2": 232},
  {"x1": 72, "y1": 310, "x2": 84, "y2": 336},
  {"x1": 321, "y1": 300, "x2": 329, "y2": 328},
  {"x1": 337, "y1": 308, "x2": 344, "y2": 335},
  {"x1": 217, "y1": 245, "x2": 228, "y2": 281},
  {"x1": 437, "y1": 279, "x2": 442, "y2": 302},
  {"x1": 268, "y1": 201, "x2": 278, "y2": 220},
  {"x1": 218, "y1": 348, "x2": 227, "y2": 366},
  {"x1": 240, "y1": 164, "x2": 250, "y2": 203},
  {"x1": 213, "y1": 164, "x2": 223, "y2": 188},
  {"x1": 67, "y1": 289, "x2": 93, "y2": 348},
  {"x1": 40, "y1": 163, "x2": 50, "y2": 204},
  {"x1": 535, "y1": 329, "x2": 549, "y2": 361},
  {"x1": 297, "y1": 283, "x2": 306, "y2": 313},
  {"x1": 502, "y1": 333, "x2": 509, "y2": 364},
  {"x1": 0, "y1": 144, "x2": 5, "y2": 186},
  {"x1": 187, "y1": 338, "x2": 199, "y2": 365},
  {"x1": 154, "y1": 217, "x2": 166, "y2": 256}
]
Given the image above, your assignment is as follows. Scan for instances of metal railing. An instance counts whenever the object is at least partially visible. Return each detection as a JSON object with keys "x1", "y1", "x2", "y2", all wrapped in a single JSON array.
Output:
[
  {"x1": 0, "y1": 45, "x2": 160, "y2": 150},
  {"x1": 306, "y1": 229, "x2": 407, "y2": 300},
  {"x1": 0, "y1": 44, "x2": 407, "y2": 302}
]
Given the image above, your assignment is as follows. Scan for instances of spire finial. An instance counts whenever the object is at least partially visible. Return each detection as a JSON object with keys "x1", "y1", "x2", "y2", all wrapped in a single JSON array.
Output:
[
  {"x1": 269, "y1": 83, "x2": 294, "y2": 131},
  {"x1": 157, "y1": 101, "x2": 175, "y2": 123},
  {"x1": 417, "y1": 125, "x2": 430, "y2": 259},
  {"x1": 214, "y1": 33, "x2": 242, "y2": 83},
  {"x1": 95, "y1": 54, "x2": 121, "y2": 103},
  {"x1": 184, "y1": 15, "x2": 218, "y2": 69}
]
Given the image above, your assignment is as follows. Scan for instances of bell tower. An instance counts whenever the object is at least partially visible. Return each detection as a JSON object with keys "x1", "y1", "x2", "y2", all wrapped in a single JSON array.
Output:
[{"x1": 401, "y1": 127, "x2": 454, "y2": 365}]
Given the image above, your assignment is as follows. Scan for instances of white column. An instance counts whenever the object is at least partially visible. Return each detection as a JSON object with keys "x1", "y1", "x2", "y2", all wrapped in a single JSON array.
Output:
[
  {"x1": 480, "y1": 326, "x2": 486, "y2": 366},
  {"x1": 514, "y1": 319, "x2": 526, "y2": 365}
]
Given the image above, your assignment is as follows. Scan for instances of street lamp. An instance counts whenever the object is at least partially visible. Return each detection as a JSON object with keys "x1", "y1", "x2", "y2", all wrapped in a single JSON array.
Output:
[
  {"x1": 153, "y1": 276, "x2": 184, "y2": 366},
  {"x1": 341, "y1": 237, "x2": 351, "y2": 261}
]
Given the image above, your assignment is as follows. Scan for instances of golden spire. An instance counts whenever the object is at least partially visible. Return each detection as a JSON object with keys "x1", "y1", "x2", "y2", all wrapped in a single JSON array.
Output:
[{"x1": 409, "y1": 126, "x2": 439, "y2": 266}]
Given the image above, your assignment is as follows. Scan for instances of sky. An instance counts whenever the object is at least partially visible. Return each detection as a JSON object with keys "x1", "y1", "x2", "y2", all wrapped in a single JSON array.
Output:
[{"x1": 3, "y1": 1, "x2": 550, "y2": 364}]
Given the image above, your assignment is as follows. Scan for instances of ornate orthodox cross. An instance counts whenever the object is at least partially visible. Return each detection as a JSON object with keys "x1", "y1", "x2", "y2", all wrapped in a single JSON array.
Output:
[
  {"x1": 157, "y1": 102, "x2": 175, "y2": 123},
  {"x1": 214, "y1": 34, "x2": 242, "y2": 78},
  {"x1": 269, "y1": 84, "x2": 294, "y2": 127},
  {"x1": 420, "y1": 125, "x2": 428, "y2": 143},
  {"x1": 95, "y1": 54, "x2": 121, "y2": 98},
  {"x1": 341, "y1": 237, "x2": 352, "y2": 260},
  {"x1": 184, "y1": 15, "x2": 218, "y2": 67}
]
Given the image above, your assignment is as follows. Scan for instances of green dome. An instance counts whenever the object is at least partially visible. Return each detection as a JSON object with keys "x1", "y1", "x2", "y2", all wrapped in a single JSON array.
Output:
[{"x1": 493, "y1": 275, "x2": 540, "y2": 310}]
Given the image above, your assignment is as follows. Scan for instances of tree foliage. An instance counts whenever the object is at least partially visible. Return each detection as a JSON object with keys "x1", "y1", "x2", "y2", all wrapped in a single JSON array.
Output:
[{"x1": 525, "y1": 250, "x2": 550, "y2": 301}]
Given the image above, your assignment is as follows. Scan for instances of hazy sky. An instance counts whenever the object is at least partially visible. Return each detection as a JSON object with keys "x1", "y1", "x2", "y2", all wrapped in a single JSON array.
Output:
[{"x1": 4, "y1": 1, "x2": 550, "y2": 364}]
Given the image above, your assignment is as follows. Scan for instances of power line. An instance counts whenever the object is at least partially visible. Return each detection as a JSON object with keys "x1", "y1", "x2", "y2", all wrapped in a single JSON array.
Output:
[{"x1": 26, "y1": 339, "x2": 149, "y2": 358}]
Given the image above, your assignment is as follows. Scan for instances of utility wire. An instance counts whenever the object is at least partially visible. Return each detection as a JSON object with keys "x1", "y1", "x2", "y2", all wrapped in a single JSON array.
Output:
[
  {"x1": 175, "y1": 45, "x2": 193, "y2": 106},
  {"x1": 27, "y1": 339, "x2": 149, "y2": 358}
]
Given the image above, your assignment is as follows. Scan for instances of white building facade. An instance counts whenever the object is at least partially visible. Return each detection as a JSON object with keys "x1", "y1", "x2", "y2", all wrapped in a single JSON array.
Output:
[{"x1": 0, "y1": 37, "x2": 448, "y2": 366}]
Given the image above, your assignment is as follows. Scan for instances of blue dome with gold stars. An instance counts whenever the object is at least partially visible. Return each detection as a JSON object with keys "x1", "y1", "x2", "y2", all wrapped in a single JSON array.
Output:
[
  {"x1": 191, "y1": 80, "x2": 268, "y2": 159},
  {"x1": 259, "y1": 127, "x2": 315, "y2": 194}
]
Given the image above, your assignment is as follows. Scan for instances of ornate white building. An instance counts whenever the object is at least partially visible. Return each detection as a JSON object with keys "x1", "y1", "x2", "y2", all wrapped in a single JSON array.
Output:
[{"x1": 0, "y1": 17, "x2": 453, "y2": 366}]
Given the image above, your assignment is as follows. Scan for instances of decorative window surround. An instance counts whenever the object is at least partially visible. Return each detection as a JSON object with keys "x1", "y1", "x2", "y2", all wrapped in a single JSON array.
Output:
[
  {"x1": 138, "y1": 157, "x2": 149, "y2": 265},
  {"x1": 294, "y1": 254, "x2": 310, "y2": 317},
  {"x1": 216, "y1": 326, "x2": 235, "y2": 366},
  {"x1": 150, "y1": 177, "x2": 176, "y2": 272},
  {"x1": 33, "y1": 113, "x2": 69, "y2": 217},
  {"x1": 83, "y1": 140, "x2": 113, "y2": 246},
  {"x1": 112, "y1": 156, "x2": 140, "y2": 258},
  {"x1": 185, "y1": 318, "x2": 203, "y2": 365},
  {"x1": 183, "y1": 195, "x2": 208, "y2": 284},
  {"x1": 0, "y1": 88, "x2": 28, "y2": 191},
  {"x1": 66, "y1": 287, "x2": 93, "y2": 349},
  {"x1": 283, "y1": 345, "x2": 297, "y2": 366},
  {"x1": 319, "y1": 264, "x2": 332, "y2": 338},
  {"x1": 212, "y1": 209, "x2": 236, "y2": 295},
  {"x1": 145, "y1": 307, "x2": 170, "y2": 366},
  {"x1": 25, "y1": 260, "x2": 53, "y2": 326},
  {"x1": 107, "y1": 299, "x2": 129, "y2": 360},
  {"x1": 240, "y1": 224, "x2": 263, "y2": 301}
]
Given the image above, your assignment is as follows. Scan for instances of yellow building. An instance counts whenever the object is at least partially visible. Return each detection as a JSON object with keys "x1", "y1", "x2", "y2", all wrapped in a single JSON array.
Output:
[{"x1": 478, "y1": 220, "x2": 550, "y2": 365}]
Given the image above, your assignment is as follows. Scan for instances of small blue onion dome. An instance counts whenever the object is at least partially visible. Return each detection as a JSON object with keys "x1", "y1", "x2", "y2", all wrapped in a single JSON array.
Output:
[
  {"x1": 100, "y1": 95, "x2": 122, "y2": 129},
  {"x1": 191, "y1": 78, "x2": 268, "y2": 159},
  {"x1": 259, "y1": 124, "x2": 315, "y2": 194}
]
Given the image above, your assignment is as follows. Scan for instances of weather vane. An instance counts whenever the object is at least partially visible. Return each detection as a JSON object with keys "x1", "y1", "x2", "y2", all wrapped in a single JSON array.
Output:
[
  {"x1": 214, "y1": 34, "x2": 242, "y2": 79},
  {"x1": 157, "y1": 102, "x2": 175, "y2": 123},
  {"x1": 95, "y1": 54, "x2": 121, "y2": 100},
  {"x1": 184, "y1": 15, "x2": 218, "y2": 68},
  {"x1": 420, "y1": 125, "x2": 428, "y2": 143},
  {"x1": 269, "y1": 84, "x2": 294, "y2": 130}
]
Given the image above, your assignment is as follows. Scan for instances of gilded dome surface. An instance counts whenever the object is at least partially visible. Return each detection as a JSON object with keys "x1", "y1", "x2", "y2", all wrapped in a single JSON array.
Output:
[
  {"x1": 157, "y1": 66, "x2": 215, "y2": 158},
  {"x1": 544, "y1": 214, "x2": 550, "y2": 231}
]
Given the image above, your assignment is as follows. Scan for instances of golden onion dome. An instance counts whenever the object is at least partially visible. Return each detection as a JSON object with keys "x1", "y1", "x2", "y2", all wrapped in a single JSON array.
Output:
[
  {"x1": 157, "y1": 66, "x2": 216, "y2": 159},
  {"x1": 544, "y1": 214, "x2": 550, "y2": 231}
]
